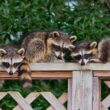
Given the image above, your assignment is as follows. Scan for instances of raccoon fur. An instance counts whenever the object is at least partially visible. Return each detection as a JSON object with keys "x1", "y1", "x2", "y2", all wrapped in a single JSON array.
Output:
[
  {"x1": 70, "y1": 41, "x2": 98, "y2": 65},
  {"x1": 96, "y1": 38, "x2": 110, "y2": 63},
  {"x1": 0, "y1": 45, "x2": 30, "y2": 88},
  {"x1": 19, "y1": 30, "x2": 77, "y2": 87},
  {"x1": 21, "y1": 30, "x2": 76, "y2": 62}
]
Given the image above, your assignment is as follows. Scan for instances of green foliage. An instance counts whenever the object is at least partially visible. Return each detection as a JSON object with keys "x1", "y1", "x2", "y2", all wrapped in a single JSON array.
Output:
[
  {"x1": 0, "y1": 0, "x2": 109, "y2": 43},
  {"x1": 0, "y1": 0, "x2": 110, "y2": 109},
  {"x1": 0, "y1": 80, "x2": 67, "y2": 109}
]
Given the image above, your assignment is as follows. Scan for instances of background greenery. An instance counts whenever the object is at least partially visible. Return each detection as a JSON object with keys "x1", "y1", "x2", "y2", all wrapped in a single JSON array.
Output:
[{"x1": 0, "y1": 0, "x2": 110, "y2": 109}]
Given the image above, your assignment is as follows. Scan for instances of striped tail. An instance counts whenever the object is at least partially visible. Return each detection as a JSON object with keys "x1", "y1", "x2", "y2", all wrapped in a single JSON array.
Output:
[{"x1": 18, "y1": 58, "x2": 32, "y2": 88}]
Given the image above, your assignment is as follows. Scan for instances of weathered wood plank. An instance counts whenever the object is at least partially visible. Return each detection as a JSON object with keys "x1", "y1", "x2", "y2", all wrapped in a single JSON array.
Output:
[
  {"x1": 47, "y1": 93, "x2": 67, "y2": 110},
  {"x1": 9, "y1": 92, "x2": 33, "y2": 110},
  {"x1": 0, "y1": 71, "x2": 71, "y2": 80},
  {"x1": 94, "y1": 71, "x2": 110, "y2": 78},
  {"x1": 0, "y1": 92, "x2": 7, "y2": 100},
  {"x1": 72, "y1": 70, "x2": 93, "y2": 110},
  {"x1": 0, "y1": 63, "x2": 110, "y2": 71},
  {"x1": 104, "y1": 81, "x2": 110, "y2": 88},
  {"x1": 1, "y1": 70, "x2": 110, "y2": 80},
  {"x1": 13, "y1": 93, "x2": 40, "y2": 110},
  {"x1": 41, "y1": 92, "x2": 66, "y2": 110},
  {"x1": 30, "y1": 63, "x2": 110, "y2": 71},
  {"x1": 93, "y1": 77, "x2": 101, "y2": 110},
  {"x1": 101, "y1": 95, "x2": 110, "y2": 110},
  {"x1": 68, "y1": 79, "x2": 72, "y2": 110}
]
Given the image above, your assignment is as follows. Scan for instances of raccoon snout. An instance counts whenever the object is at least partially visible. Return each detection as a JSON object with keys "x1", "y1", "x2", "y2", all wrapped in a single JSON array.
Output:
[
  {"x1": 9, "y1": 72, "x2": 13, "y2": 75},
  {"x1": 80, "y1": 61, "x2": 85, "y2": 66},
  {"x1": 57, "y1": 56, "x2": 62, "y2": 60}
]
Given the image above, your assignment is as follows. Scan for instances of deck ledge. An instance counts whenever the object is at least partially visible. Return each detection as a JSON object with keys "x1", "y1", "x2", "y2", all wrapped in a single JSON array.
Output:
[
  {"x1": 29, "y1": 62, "x2": 110, "y2": 71},
  {"x1": 0, "y1": 63, "x2": 110, "y2": 79},
  {"x1": 0, "y1": 62, "x2": 110, "y2": 71}
]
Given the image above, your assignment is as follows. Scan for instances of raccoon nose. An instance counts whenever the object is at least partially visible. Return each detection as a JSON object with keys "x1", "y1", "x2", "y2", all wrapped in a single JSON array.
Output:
[
  {"x1": 9, "y1": 72, "x2": 13, "y2": 75},
  {"x1": 57, "y1": 56, "x2": 62, "y2": 60},
  {"x1": 81, "y1": 61, "x2": 85, "y2": 66}
]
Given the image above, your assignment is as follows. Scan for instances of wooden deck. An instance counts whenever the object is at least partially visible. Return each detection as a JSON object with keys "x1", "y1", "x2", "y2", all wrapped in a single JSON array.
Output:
[{"x1": 0, "y1": 63, "x2": 110, "y2": 110}]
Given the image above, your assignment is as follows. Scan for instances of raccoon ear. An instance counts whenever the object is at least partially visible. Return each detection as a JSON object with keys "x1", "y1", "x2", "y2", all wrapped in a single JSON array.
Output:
[
  {"x1": 52, "y1": 31, "x2": 60, "y2": 37},
  {"x1": 0, "y1": 49, "x2": 7, "y2": 57},
  {"x1": 89, "y1": 41, "x2": 97, "y2": 48},
  {"x1": 69, "y1": 45, "x2": 76, "y2": 51},
  {"x1": 18, "y1": 48, "x2": 25, "y2": 56},
  {"x1": 69, "y1": 35, "x2": 77, "y2": 43}
]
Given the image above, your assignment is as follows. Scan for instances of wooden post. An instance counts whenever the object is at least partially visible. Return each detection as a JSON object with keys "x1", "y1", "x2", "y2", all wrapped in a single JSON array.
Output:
[
  {"x1": 68, "y1": 79, "x2": 72, "y2": 110},
  {"x1": 72, "y1": 70, "x2": 93, "y2": 110},
  {"x1": 93, "y1": 77, "x2": 101, "y2": 110}
]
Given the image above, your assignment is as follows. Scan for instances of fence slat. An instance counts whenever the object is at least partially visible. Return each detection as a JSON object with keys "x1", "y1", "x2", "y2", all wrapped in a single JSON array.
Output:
[
  {"x1": 68, "y1": 79, "x2": 72, "y2": 110},
  {"x1": 0, "y1": 92, "x2": 7, "y2": 100},
  {"x1": 104, "y1": 81, "x2": 110, "y2": 88},
  {"x1": 93, "y1": 77, "x2": 101, "y2": 110},
  {"x1": 9, "y1": 92, "x2": 33, "y2": 110},
  {"x1": 101, "y1": 95, "x2": 110, "y2": 110},
  {"x1": 0, "y1": 92, "x2": 7, "y2": 110},
  {"x1": 13, "y1": 92, "x2": 40, "y2": 110},
  {"x1": 41, "y1": 92, "x2": 66, "y2": 110},
  {"x1": 72, "y1": 70, "x2": 93, "y2": 110},
  {"x1": 47, "y1": 93, "x2": 67, "y2": 110}
]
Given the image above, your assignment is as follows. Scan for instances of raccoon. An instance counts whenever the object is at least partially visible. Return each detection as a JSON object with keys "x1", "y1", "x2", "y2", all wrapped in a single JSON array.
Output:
[
  {"x1": 0, "y1": 45, "x2": 25, "y2": 74},
  {"x1": 21, "y1": 30, "x2": 76, "y2": 62},
  {"x1": 19, "y1": 30, "x2": 77, "y2": 87},
  {"x1": 95, "y1": 38, "x2": 110, "y2": 63},
  {"x1": 70, "y1": 41, "x2": 98, "y2": 65},
  {"x1": 0, "y1": 45, "x2": 29, "y2": 87}
]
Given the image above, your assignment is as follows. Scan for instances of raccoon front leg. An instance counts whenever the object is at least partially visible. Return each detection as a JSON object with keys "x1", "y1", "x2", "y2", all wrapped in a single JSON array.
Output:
[
  {"x1": 18, "y1": 61, "x2": 32, "y2": 88},
  {"x1": 90, "y1": 58, "x2": 102, "y2": 63}
]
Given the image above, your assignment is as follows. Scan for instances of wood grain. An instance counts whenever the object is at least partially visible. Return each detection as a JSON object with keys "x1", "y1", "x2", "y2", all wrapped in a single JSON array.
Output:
[
  {"x1": 93, "y1": 77, "x2": 101, "y2": 110},
  {"x1": 72, "y1": 70, "x2": 93, "y2": 110}
]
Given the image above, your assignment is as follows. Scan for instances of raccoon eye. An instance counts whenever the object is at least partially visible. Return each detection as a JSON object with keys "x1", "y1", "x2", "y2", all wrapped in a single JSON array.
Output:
[
  {"x1": 84, "y1": 53, "x2": 92, "y2": 59},
  {"x1": 14, "y1": 62, "x2": 22, "y2": 67},
  {"x1": 2, "y1": 62, "x2": 10, "y2": 68},
  {"x1": 74, "y1": 55, "x2": 81, "y2": 60},
  {"x1": 63, "y1": 48, "x2": 70, "y2": 53},
  {"x1": 52, "y1": 44, "x2": 61, "y2": 51}
]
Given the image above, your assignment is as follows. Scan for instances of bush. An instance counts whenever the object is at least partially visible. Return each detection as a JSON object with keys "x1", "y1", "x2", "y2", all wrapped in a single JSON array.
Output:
[
  {"x1": 0, "y1": 0, "x2": 110, "y2": 109},
  {"x1": 0, "y1": 0, "x2": 109, "y2": 43}
]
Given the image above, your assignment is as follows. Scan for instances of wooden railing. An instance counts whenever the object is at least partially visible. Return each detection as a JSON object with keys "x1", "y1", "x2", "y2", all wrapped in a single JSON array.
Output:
[{"x1": 0, "y1": 63, "x2": 110, "y2": 110}]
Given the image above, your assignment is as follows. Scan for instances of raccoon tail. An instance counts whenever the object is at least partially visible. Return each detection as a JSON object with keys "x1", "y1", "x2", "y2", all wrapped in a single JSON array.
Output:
[{"x1": 18, "y1": 58, "x2": 32, "y2": 88}]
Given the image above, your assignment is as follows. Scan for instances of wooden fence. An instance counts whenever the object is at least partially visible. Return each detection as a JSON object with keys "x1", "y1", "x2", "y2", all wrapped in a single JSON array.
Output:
[{"x1": 0, "y1": 63, "x2": 110, "y2": 110}]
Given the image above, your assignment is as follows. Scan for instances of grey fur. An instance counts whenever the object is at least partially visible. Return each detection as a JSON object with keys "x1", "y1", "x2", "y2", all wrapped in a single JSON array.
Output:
[
  {"x1": 21, "y1": 31, "x2": 76, "y2": 63},
  {"x1": 98, "y1": 38, "x2": 110, "y2": 63}
]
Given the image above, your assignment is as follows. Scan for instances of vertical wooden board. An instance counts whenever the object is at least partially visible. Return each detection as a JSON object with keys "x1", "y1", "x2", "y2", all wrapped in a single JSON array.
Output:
[
  {"x1": 68, "y1": 79, "x2": 72, "y2": 110},
  {"x1": 93, "y1": 77, "x2": 101, "y2": 110},
  {"x1": 72, "y1": 70, "x2": 93, "y2": 110}
]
